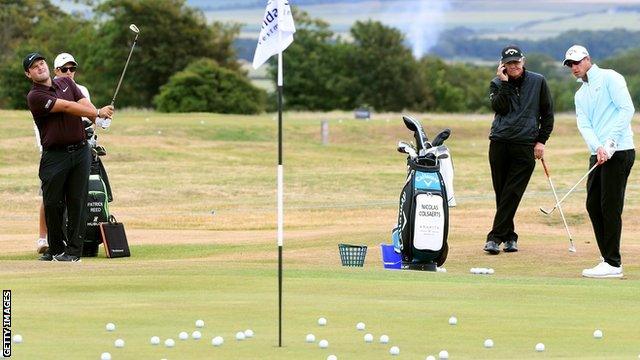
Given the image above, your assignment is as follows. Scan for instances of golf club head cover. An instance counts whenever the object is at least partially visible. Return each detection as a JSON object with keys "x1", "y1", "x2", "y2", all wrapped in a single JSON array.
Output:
[
  {"x1": 402, "y1": 116, "x2": 429, "y2": 152},
  {"x1": 431, "y1": 128, "x2": 451, "y2": 146}
]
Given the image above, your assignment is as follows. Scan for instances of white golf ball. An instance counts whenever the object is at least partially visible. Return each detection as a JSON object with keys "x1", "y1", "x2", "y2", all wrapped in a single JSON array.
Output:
[
  {"x1": 439, "y1": 350, "x2": 449, "y2": 359},
  {"x1": 327, "y1": 355, "x2": 337, "y2": 360},
  {"x1": 192, "y1": 330, "x2": 202, "y2": 340},
  {"x1": 100, "y1": 352, "x2": 112, "y2": 360},
  {"x1": 305, "y1": 333, "x2": 316, "y2": 343},
  {"x1": 364, "y1": 333, "x2": 373, "y2": 343},
  {"x1": 488, "y1": 268, "x2": 495, "y2": 274},
  {"x1": 105, "y1": 323, "x2": 116, "y2": 331},
  {"x1": 211, "y1": 336, "x2": 224, "y2": 346},
  {"x1": 356, "y1": 322, "x2": 365, "y2": 330},
  {"x1": 164, "y1": 338, "x2": 175, "y2": 348},
  {"x1": 150, "y1": 336, "x2": 160, "y2": 345},
  {"x1": 426, "y1": 356, "x2": 436, "y2": 360},
  {"x1": 12, "y1": 334, "x2": 22, "y2": 344},
  {"x1": 389, "y1": 346, "x2": 400, "y2": 355},
  {"x1": 236, "y1": 331, "x2": 246, "y2": 341},
  {"x1": 318, "y1": 317, "x2": 327, "y2": 326},
  {"x1": 195, "y1": 319, "x2": 205, "y2": 328},
  {"x1": 379, "y1": 334, "x2": 389, "y2": 344},
  {"x1": 470, "y1": 267, "x2": 477, "y2": 274},
  {"x1": 448, "y1": 316, "x2": 458, "y2": 325},
  {"x1": 244, "y1": 329, "x2": 254, "y2": 338},
  {"x1": 535, "y1": 343, "x2": 545, "y2": 352},
  {"x1": 318, "y1": 339, "x2": 329, "y2": 348},
  {"x1": 179, "y1": 331, "x2": 189, "y2": 340},
  {"x1": 484, "y1": 338, "x2": 494, "y2": 348},
  {"x1": 593, "y1": 329, "x2": 603, "y2": 339},
  {"x1": 114, "y1": 338, "x2": 125, "y2": 348}
]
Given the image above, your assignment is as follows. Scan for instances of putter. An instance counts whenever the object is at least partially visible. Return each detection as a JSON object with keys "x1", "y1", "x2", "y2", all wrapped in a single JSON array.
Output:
[
  {"x1": 541, "y1": 158, "x2": 576, "y2": 252},
  {"x1": 110, "y1": 24, "x2": 140, "y2": 107},
  {"x1": 540, "y1": 162, "x2": 598, "y2": 215}
]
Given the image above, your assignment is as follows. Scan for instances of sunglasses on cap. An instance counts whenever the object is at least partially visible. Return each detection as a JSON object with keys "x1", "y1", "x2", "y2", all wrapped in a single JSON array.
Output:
[
  {"x1": 59, "y1": 66, "x2": 77, "y2": 73},
  {"x1": 565, "y1": 59, "x2": 583, "y2": 67}
]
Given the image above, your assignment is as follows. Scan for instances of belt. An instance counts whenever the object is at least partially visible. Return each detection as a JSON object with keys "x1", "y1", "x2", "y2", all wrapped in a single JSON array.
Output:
[{"x1": 44, "y1": 140, "x2": 87, "y2": 153}]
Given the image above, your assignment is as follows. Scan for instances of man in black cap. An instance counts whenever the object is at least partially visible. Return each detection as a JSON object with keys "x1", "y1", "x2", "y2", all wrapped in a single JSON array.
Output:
[
  {"x1": 484, "y1": 45, "x2": 554, "y2": 255},
  {"x1": 24, "y1": 52, "x2": 114, "y2": 262}
]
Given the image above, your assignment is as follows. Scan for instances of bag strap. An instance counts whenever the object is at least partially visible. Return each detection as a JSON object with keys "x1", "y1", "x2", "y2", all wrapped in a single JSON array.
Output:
[{"x1": 108, "y1": 215, "x2": 117, "y2": 224}]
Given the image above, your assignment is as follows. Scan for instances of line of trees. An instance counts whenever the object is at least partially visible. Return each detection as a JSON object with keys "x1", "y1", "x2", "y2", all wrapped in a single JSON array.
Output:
[{"x1": 2, "y1": 1, "x2": 640, "y2": 114}]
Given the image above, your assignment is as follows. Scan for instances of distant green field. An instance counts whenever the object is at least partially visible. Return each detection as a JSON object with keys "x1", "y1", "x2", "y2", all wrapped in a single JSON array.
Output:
[{"x1": 2, "y1": 110, "x2": 640, "y2": 359}]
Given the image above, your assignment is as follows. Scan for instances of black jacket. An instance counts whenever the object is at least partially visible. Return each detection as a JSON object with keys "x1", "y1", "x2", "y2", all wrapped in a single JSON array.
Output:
[{"x1": 488, "y1": 70, "x2": 554, "y2": 145}]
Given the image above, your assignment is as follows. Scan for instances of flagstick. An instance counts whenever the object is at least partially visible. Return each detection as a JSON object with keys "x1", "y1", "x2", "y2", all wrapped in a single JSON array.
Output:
[{"x1": 277, "y1": 37, "x2": 284, "y2": 347}]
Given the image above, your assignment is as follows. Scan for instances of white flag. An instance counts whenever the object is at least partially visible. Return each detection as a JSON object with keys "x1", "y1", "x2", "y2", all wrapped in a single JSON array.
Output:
[{"x1": 252, "y1": 0, "x2": 296, "y2": 69}]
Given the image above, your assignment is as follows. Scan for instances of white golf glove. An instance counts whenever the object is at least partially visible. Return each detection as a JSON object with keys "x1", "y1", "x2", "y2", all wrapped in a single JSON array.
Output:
[
  {"x1": 95, "y1": 117, "x2": 112, "y2": 129},
  {"x1": 603, "y1": 138, "x2": 617, "y2": 158}
]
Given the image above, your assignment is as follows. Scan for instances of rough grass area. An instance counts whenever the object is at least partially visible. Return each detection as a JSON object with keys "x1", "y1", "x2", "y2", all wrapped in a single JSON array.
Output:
[{"x1": 1, "y1": 110, "x2": 639, "y2": 359}]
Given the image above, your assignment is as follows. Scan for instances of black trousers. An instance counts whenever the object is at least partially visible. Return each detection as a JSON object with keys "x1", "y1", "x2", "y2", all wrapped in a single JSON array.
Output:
[
  {"x1": 487, "y1": 141, "x2": 535, "y2": 244},
  {"x1": 39, "y1": 145, "x2": 91, "y2": 257},
  {"x1": 586, "y1": 149, "x2": 635, "y2": 268}
]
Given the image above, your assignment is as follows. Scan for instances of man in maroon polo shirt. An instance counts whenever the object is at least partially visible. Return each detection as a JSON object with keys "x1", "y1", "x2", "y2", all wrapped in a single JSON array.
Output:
[{"x1": 24, "y1": 52, "x2": 114, "y2": 262}]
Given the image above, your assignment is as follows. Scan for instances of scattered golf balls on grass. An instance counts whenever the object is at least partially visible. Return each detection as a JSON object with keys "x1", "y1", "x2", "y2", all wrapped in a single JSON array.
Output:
[
  {"x1": 319, "y1": 339, "x2": 329, "y2": 348},
  {"x1": 150, "y1": 336, "x2": 160, "y2": 345},
  {"x1": 390, "y1": 346, "x2": 400, "y2": 355},
  {"x1": 211, "y1": 336, "x2": 224, "y2": 347},
  {"x1": 236, "y1": 331, "x2": 246, "y2": 341},
  {"x1": 448, "y1": 316, "x2": 457, "y2": 325},
  {"x1": 470, "y1": 268, "x2": 494, "y2": 275},
  {"x1": 100, "y1": 352, "x2": 111, "y2": 360},
  {"x1": 439, "y1": 350, "x2": 449, "y2": 359},
  {"x1": 179, "y1": 331, "x2": 189, "y2": 340},
  {"x1": 195, "y1": 319, "x2": 205, "y2": 328},
  {"x1": 356, "y1": 322, "x2": 365, "y2": 330},
  {"x1": 535, "y1": 343, "x2": 545, "y2": 352},
  {"x1": 593, "y1": 329, "x2": 603, "y2": 339},
  {"x1": 164, "y1": 338, "x2": 175, "y2": 348},
  {"x1": 12, "y1": 334, "x2": 22, "y2": 344},
  {"x1": 114, "y1": 339, "x2": 124, "y2": 348},
  {"x1": 192, "y1": 330, "x2": 202, "y2": 340},
  {"x1": 380, "y1": 334, "x2": 390, "y2": 344},
  {"x1": 244, "y1": 329, "x2": 254, "y2": 338},
  {"x1": 105, "y1": 323, "x2": 115, "y2": 331},
  {"x1": 318, "y1": 317, "x2": 327, "y2": 326},
  {"x1": 364, "y1": 333, "x2": 373, "y2": 343},
  {"x1": 484, "y1": 339, "x2": 494, "y2": 348},
  {"x1": 306, "y1": 334, "x2": 316, "y2": 343}
]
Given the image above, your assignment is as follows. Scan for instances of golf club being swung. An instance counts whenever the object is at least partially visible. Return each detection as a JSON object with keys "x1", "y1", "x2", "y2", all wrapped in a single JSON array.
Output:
[
  {"x1": 111, "y1": 24, "x2": 140, "y2": 107},
  {"x1": 541, "y1": 158, "x2": 576, "y2": 252},
  {"x1": 540, "y1": 162, "x2": 598, "y2": 215}
]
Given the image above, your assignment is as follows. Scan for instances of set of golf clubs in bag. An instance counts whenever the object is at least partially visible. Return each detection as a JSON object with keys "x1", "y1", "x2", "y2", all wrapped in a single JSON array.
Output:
[
  {"x1": 79, "y1": 24, "x2": 140, "y2": 256},
  {"x1": 392, "y1": 115, "x2": 456, "y2": 271}
]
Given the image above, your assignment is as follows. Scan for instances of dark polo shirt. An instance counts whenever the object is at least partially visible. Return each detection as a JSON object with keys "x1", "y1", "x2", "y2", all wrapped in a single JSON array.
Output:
[{"x1": 27, "y1": 77, "x2": 86, "y2": 149}]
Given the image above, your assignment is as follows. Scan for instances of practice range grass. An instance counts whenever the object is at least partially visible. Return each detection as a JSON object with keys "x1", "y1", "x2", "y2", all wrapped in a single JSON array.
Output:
[{"x1": 1, "y1": 110, "x2": 640, "y2": 359}]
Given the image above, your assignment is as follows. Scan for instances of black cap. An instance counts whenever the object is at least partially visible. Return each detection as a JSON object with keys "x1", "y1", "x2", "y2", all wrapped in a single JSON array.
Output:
[
  {"x1": 501, "y1": 45, "x2": 524, "y2": 63},
  {"x1": 23, "y1": 52, "x2": 46, "y2": 72}
]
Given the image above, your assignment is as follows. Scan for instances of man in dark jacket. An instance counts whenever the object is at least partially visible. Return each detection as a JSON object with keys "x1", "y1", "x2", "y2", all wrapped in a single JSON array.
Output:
[{"x1": 484, "y1": 45, "x2": 554, "y2": 254}]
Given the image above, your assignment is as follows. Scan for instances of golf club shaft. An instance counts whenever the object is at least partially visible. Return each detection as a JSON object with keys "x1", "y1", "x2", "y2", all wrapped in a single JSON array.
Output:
[
  {"x1": 541, "y1": 159, "x2": 575, "y2": 251},
  {"x1": 542, "y1": 162, "x2": 598, "y2": 214},
  {"x1": 111, "y1": 33, "x2": 139, "y2": 107}
]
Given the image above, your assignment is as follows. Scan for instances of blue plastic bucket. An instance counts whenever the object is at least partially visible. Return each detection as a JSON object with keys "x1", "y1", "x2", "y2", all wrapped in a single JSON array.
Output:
[{"x1": 380, "y1": 244, "x2": 401, "y2": 270}]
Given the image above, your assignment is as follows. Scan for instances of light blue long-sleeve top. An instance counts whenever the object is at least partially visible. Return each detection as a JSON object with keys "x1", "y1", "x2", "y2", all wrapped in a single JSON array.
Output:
[{"x1": 575, "y1": 64, "x2": 635, "y2": 154}]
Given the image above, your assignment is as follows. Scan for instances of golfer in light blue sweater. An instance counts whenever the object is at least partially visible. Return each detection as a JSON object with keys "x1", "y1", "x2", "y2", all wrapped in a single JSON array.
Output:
[{"x1": 564, "y1": 45, "x2": 635, "y2": 278}]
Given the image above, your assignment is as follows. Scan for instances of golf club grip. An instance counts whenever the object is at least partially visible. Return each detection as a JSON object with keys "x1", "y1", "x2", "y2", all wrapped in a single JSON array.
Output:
[{"x1": 541, "y1": 158, "x2": 551, "y2": 177}]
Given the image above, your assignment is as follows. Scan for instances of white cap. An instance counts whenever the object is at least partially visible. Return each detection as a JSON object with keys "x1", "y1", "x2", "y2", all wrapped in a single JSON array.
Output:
[
  {"x1": 563, "y1": 45, "x2": 589, "y2": 66},
  {"x1": 53, "y1": 53, "x2": 77, "y2": 69}
]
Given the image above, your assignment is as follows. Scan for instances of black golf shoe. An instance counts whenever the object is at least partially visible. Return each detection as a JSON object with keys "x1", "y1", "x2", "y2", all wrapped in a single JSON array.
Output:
[
  {"x1": 38, "y1": 253, "x2": 53, "y2": 261},
  {"x1": 503, "y1": 240, "x2": 518, "y2": 252},
  {"x1": 53, "y1": 253, "x2": 81, "y2": 262},
  {"x1": 483, "y1": 240, "x2": 500, "y2": 255}
]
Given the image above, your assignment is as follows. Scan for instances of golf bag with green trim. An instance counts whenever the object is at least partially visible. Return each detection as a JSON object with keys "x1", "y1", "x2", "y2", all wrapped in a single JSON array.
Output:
[{"x1": 82, "y1": 156, "x2": 112, "y2": 257}]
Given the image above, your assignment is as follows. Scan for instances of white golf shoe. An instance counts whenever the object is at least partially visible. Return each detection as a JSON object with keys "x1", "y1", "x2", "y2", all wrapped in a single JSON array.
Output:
[
  {"x1": 36, "y1": 238, "x2": 49, "y2": 254},
  {"x1": 582, "y1": 261, "x2": 623, "y2": 278}
]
